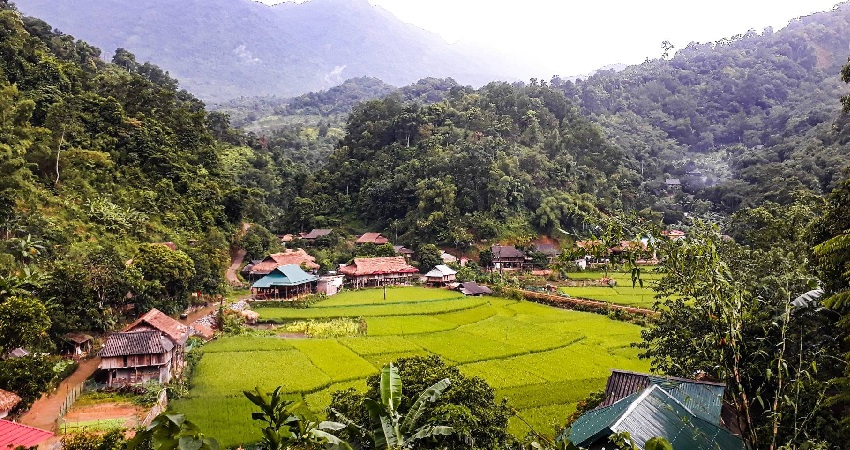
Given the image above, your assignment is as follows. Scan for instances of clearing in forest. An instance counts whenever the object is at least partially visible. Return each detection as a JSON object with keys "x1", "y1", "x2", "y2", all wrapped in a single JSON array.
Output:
[{"x1": 170, "y1": 287, "x2": 648, "y2": 447}]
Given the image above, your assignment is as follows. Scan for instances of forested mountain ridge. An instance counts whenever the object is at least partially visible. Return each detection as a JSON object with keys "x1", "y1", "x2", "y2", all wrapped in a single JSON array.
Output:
[
  {"x1": 12, "y1": 0, "x2": 518, "y2": 101},
  {"x1": 558, "y1": 3, "x2": 850, "y2": 215},
  {"x1": 0, "y1": 3, "x2": 255, "y2": 340}
]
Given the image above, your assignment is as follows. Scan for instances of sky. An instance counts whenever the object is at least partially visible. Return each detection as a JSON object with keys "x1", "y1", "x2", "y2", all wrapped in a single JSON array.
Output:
[{"x1": 257, "y1": 0, "x2": 843, "y2": 77}]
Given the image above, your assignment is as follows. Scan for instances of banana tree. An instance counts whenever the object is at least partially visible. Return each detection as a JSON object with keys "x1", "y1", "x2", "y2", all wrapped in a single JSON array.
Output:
[
  {"x1": 244, "y1": 386, "x2": 351, "y2": 450},
  {"x1": 337, "y1": 363, "x2": 453, "y2": 449}
]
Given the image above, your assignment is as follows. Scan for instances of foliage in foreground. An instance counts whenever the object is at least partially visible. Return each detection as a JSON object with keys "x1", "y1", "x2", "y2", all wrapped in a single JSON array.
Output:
[{"x1": 328, "y1": 355, "x2": 513, "y2": 449}]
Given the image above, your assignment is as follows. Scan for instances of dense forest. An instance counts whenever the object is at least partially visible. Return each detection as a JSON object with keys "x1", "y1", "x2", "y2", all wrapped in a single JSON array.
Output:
[
  {"x1": 560, "y1": 3, "x2": 850, "y2": 217},
  {"x1": 221, "y1": 3, "x2": 850, "y2": 237},
  {"x1": 0, "y1": 2, "x2": 251, "y2": 355}
]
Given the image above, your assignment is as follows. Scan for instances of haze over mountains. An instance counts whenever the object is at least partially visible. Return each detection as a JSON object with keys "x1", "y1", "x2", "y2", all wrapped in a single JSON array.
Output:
[{"x1": 13, "y1": 0, "x2": 523, "y2": 101}]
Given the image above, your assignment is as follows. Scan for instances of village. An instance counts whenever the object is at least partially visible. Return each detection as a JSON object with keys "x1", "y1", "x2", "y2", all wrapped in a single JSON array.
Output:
[{"x1": 0, "y1": 226, "x2": 707, "y2": 450}]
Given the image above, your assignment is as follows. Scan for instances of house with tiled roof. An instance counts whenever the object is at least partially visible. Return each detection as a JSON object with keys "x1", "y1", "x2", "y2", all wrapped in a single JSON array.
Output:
[
  {"x1": 0, "y1": 389, "x2": 21, "y2": 419},
  {"x1": 248, "y1": 249, "x2": 320, "y2": 280},
  {"x1": 424, "y1": 265, "x2": 457, "y2": 285},
  {"x1": 124, "y1": 308, "x2": 190, "y2": 346},
  {"x1": 0, "y1": 420, "x2": 53, "y2": 449},
  {"x1": 98, "y1": 331, "x2": 176, "y2": 386},
  {"x1": 339, "y1": 256, "x2": 419, "y2": 288},
  {"x1": 356, "y1": 232, "x2": 389, "y2": 245},
  {"x1": 567, "y1": 370, "x2": 745, "y2": 449},
  {"x1": 251, "y1": 264, "x2": 319, "y2": 300}
]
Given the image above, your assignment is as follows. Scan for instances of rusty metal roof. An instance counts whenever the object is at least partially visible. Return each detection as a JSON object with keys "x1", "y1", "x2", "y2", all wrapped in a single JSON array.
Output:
[{"x1": 99, "y1": 331, "x2": 173, "y2": 357}]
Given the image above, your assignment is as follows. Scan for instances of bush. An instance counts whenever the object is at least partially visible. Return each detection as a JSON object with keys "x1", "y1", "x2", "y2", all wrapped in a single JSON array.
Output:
[
  {"x1": 62, "y1": 429, "x2": 126, "y2": 450},
  {"x1": 251, "y1": 293, "x2": 326, "y2": 309},
  {"x1": 0, "y1": 355, "x2": 55, "y2": 410}
]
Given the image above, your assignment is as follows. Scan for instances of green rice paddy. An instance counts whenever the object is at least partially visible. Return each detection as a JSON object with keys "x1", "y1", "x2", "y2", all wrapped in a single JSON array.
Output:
[
  {"x1": 170, "y1": 287, "x2": 648, "y2": 447},
  {"x1": 559, "y1": 270, "x2": 664, "y2": 309}
]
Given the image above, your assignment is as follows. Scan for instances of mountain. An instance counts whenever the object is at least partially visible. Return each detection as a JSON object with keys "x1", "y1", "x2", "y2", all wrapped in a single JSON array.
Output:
[
  {"x1": 551, "y1": 4, "x2": 850, "y2": 217},
  {"x1": 13, "y1": 0, "x2": 517, "y2": 101}
]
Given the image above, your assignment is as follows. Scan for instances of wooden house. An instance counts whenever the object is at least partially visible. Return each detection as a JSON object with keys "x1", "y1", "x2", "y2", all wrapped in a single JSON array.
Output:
[
  {"x1": 251, "y1": 264, "x2": 319, "y2": 300},
  {"x1": 0, "y1": 389, "x2": 21, "y2": 419},
  {"x1": 299, "y1": 229, "x2": 332, "y2": 243},
  {"x1": 424, "y1": 265, "x2": 457, "y2": 285},
  {"x1": 99, "y1": 331, "x2": 176, "y2": 385},
  {"x1": 98, "y1": 308, "x2": 190, "y2": 386},
  {"x1": 339, "y1": 257, "x2": 419, "y2": 288},
  {"x1": 393, "y1": 246, "x2": 415, "y2": 260},
  {"x1": 248, "y1": 249, "x2": 319, "y2": 280},
  {"x1": 63, "y1": 332, "x2": 93, "y2": 356},
  {"x1": 491, "y1": 245, "x2": 528, "y2": 270},
  {"x1": 356, "y1": 232, "x2": 389, "y2": 245}
]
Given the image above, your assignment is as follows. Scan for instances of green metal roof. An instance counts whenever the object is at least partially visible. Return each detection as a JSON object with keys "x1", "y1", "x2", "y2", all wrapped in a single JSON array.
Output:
[
  {"x1": 251, "y1": 264, "x2": 317, "y2": 289},
  {"x1": 648, "y1": 375, "x2": 725, "y2": 425},
  {"x1": 568, "y1": 385, "x2": 745, "y2": 450}
]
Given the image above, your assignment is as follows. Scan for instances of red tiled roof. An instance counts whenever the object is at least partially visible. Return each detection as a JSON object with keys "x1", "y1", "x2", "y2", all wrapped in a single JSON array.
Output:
[
  {"x1": 250, "y1": 249, "x2": 320, "y2": 275},
  {"x1": 0, "y1": 390, "x2": 21, "y2": 413},
  {"x1": 124, "y1": 308, "x2": 189, "y2": 345},
  {"x1": 339, "y1": 257, "x2": 419, "y2": 276},
  {"x1": 356, "y1": 233, "x2": 389, "y2": 244},
  {"x1": 0, "y1": 420, "x2": 53, "y2": 449}
]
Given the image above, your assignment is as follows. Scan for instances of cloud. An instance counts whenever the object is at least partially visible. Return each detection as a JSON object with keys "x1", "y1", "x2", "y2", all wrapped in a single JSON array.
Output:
[
  {"x1": 324, "y1": 65, "x2": 347, "y2": 84},
  {"x1": 233, "y1": 45, "x2": 260, "y2": 64}
]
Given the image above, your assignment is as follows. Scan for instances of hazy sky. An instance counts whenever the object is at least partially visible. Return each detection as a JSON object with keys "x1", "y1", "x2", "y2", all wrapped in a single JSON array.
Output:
[{"x1": 257, "y1": 0, "x2": 843, "y2": 77}]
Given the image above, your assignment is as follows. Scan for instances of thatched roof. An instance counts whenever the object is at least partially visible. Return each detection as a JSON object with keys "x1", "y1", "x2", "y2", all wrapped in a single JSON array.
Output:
[{"x1": 339, "y1": 257, "x2": 419, "y2": 276}]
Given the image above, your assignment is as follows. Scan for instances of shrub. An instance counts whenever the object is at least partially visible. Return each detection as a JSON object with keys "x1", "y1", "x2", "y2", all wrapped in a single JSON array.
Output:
[
  {"x1": 62, "y1": 429, "x2": 126, "y2": 450},
  {"x1": 282, "y1": 317, "x2": 365, "y2": 338},
  {"x1": 0, "y1": 355, "x2": 55, "y2": 409}
]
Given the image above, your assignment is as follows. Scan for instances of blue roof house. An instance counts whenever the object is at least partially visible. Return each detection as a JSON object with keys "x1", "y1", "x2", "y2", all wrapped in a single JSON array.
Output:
[{"x1": 251, "y1": 264, "x2": 318, "y2": 300}]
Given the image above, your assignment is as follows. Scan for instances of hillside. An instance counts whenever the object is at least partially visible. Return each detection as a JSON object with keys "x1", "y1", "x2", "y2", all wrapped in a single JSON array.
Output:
[
  {"x1": 558, "y1": 4, "x2": 850, "y2": 216},
  {"x1": 13, "y1": 0, "x2": 517, "y2": 101}
]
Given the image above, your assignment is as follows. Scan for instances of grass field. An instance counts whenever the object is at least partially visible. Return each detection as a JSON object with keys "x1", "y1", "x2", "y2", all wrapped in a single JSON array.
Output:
[
  {"x1": 171, "y1": 287, "x2": 648, "y2": 447},
  {"x1": 559, "y1": 270, "x2": 664, "y2": 309}
]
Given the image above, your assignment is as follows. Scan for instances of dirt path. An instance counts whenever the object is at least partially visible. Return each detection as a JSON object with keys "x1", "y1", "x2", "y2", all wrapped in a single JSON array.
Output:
[
  {"x1": 19, "y1": 356, "x2": 102, "y2": 431},
  {"x1": 226, "y1": 222, "x2": 251, "y2": 287}
]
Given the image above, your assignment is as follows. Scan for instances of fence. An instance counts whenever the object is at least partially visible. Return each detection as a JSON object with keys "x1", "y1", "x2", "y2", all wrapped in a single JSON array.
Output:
[
  {"x1": 55, "y1": 381, "x2": 86, "y2": 431},
  {"x1": 141, "y1": 390, "x2": 168, "y2": 427}
]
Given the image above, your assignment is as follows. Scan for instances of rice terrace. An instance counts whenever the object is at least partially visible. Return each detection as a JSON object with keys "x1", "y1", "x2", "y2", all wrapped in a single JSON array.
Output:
[{"x1": 171, "y1": 287, "x2": 648, "y2": 447}]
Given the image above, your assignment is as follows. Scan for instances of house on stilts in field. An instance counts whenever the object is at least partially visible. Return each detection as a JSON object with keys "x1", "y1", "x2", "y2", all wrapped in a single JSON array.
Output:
[
  {"x1": 339, "y1": 256, "x2": 419, "y2": 288},
  {"x1": 251, "y1": 264, "x2": 319, "y2": 299},
  {"x1": 98, "y1": 308, "x2": 189, "y2": 386}
]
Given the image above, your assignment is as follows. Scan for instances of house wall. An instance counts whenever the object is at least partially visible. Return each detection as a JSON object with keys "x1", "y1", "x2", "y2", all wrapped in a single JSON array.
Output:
[{"x1": 105, "y1": 362, "x2": 172, "y2": 386}]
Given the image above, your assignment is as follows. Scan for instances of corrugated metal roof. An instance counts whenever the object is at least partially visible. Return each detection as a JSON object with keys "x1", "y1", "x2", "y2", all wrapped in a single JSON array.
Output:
[
  {"x1": 99, "y1": 331, "x2": 173, "y2": 357},
  {"x1": 0, "y1": 419, "x2": 53, "y2": 448},
  {"x1": 648, "y1": 375, "x2": 724, "y2": 425},
  {"x1": 252, "y1": 264, "x2": 318, "y2": 288},
  {"x1": 569, "y1": 385, "x2": 745, "y2": 450},
  {"x1": 600, "y1": 370, "x2": 726, "y2": 425}
]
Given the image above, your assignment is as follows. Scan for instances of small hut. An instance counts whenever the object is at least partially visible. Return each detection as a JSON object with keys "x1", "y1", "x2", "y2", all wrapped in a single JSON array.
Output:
[
  {"x1": 63, "y1": 332, "x2": 94, "y2": 356},
  {"x1": 0, "y1": 389, "x2": 21, "y2": 419}
]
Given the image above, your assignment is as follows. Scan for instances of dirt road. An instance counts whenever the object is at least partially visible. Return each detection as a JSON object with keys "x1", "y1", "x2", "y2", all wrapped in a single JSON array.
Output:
[{"x1": 18, "y1": 356, "x2": 101, "y2": 432}]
